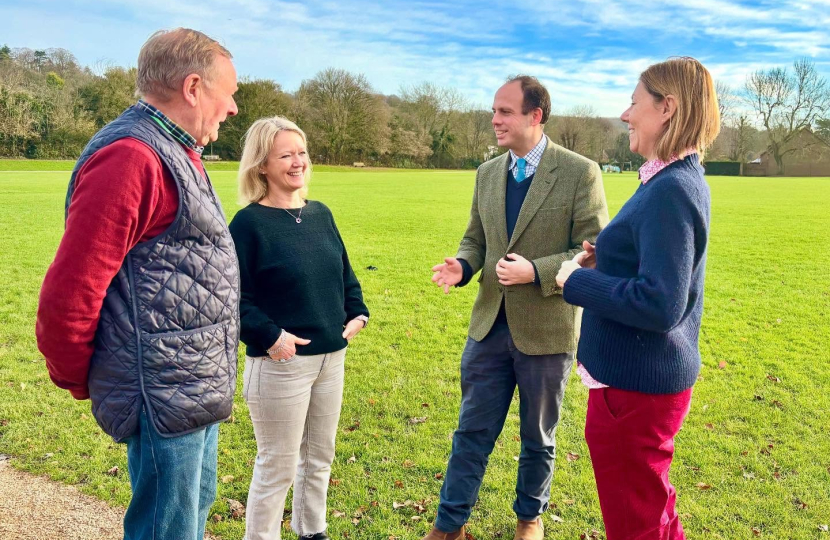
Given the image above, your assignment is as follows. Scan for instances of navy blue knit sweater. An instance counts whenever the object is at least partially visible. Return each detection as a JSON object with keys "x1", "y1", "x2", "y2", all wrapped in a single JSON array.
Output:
[{"x1": 563, "y1": 154, "x2": 710, "y2": 394}]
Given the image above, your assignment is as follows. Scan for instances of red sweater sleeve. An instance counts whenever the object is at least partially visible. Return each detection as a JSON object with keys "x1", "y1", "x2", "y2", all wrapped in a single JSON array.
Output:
[{"x1": 36, "y1": 138, "x2": 178, "y2": 400}]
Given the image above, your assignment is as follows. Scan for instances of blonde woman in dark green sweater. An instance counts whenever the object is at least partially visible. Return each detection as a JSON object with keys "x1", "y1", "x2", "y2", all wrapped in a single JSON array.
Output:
[{"x1": 229, "y1": 116, "x2": 369, "y2": 540}]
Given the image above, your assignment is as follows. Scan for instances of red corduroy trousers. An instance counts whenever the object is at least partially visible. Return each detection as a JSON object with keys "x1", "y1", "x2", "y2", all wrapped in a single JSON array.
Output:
[{"x1": 585, "y1": 386, "x2": 693, "y2": 540}]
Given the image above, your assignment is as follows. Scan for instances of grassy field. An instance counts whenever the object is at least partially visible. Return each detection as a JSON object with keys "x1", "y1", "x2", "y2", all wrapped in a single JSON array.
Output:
[{"x1": 1, "y1": 163, "x2": 829, "y2": 539}]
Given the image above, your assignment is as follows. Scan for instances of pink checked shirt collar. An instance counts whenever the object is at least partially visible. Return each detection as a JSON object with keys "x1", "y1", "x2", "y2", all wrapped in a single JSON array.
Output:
[{"x1": 639, "y1": 149, "x2": 697, "y2": 184}]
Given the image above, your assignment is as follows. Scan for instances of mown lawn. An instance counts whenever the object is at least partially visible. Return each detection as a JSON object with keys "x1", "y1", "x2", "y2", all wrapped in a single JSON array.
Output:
[{"x1": 0, "y1": 164, "x2": 828, "y2": 539}]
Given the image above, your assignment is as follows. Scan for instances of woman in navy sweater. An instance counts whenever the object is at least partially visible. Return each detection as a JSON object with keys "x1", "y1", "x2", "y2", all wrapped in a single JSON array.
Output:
[{"x1": 556, "y1": 57, "x2": 720, "y2": 540}]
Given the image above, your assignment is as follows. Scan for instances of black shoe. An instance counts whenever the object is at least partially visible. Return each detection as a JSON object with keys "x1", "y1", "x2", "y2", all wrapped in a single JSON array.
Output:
[{"x1": 302, "y1": 533, "x2": 330, "y2": 540}]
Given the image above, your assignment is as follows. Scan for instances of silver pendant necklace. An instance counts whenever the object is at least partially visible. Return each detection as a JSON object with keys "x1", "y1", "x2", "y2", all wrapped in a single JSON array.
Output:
[
  {"x1": 283, "y1": 207, "x2": 302, "y2": 224},
  {"x1": 265, "y1": 194, "x2": 304, "y2": 223}
]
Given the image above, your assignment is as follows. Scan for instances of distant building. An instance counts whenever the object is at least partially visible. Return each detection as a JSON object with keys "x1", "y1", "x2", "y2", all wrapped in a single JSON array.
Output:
[{"x1": 744, "y1": 129, "x2": 830, "y2": 176}]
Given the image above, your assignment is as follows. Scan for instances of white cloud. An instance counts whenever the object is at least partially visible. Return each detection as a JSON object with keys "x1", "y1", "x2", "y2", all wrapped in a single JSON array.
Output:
[{"x1": 5, "y1": 0, "x2": 830, "y2": 118}]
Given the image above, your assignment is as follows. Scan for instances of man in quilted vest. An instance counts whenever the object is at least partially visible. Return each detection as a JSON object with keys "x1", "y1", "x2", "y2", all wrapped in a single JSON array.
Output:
[{"x1": 37, "y1": 28, "x2": 240, "y2": 540}]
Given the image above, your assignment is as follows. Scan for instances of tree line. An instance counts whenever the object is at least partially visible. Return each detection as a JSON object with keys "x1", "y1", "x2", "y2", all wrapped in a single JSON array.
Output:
[
  {"x1": 1, "y1": 45, "x2": 828, "y2": 173},
  {"x1": 0, "y1": 45, "x2": 638, "y2": 168}
]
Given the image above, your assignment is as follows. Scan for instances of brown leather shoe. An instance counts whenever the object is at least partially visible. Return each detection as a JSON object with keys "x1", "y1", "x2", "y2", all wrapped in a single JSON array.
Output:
[
  {"x1": 420, "y1": 525, "x2": 466, "y2": 540},
  {"x1": 514, "y1": 517, "x2": 544, "y2": 540}
]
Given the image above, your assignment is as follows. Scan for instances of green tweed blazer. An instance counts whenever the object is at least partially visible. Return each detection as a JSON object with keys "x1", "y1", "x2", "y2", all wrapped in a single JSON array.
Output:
[{"x1": 456, "y1": 137, "x2": 609, "y2": 355}]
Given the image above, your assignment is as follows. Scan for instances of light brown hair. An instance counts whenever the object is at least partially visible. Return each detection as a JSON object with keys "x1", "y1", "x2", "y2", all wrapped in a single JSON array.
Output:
[
  {"x1": 639, "y1": 57, "x2": 721, "y2": 161},
  {"x1": 237, "y1": 116, "x2": 312, "y2": 205},
  {"x1": 136, "y1": 28, "x2": 232, "y2": 100}
]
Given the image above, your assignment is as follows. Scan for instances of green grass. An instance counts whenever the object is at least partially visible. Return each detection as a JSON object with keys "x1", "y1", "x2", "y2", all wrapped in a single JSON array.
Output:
[{"x1": 1, "y1": 166, "x2": 829, "y2": 539}]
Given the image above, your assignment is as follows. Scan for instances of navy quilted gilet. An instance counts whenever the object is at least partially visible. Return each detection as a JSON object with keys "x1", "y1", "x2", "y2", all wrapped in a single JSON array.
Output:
[{"x1": 66, "y1": 105, "x2": 240, "y2": 442}]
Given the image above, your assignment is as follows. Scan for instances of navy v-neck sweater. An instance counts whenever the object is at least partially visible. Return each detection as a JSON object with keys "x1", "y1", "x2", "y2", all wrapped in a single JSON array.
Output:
[
  {"x1": 563, "y1": 155, "x2": 710, "y2": 394},
  {"x1": 505, "y1": 169, "x2": 535, "y2": 240}
]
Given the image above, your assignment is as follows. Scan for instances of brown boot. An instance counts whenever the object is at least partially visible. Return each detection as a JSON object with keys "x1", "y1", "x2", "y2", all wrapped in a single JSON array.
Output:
[
  {"x1": 420, "y1": 525, "x2": 466, "y2": 540},
  {"x1": 514, "y1": 517, "x2": 544, "y2": 540}
]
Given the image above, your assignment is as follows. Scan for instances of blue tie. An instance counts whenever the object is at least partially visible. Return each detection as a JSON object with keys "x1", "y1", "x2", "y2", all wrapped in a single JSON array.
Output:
[{"x1": 515, "y1": 158, "x2": 527, "y2": 183}]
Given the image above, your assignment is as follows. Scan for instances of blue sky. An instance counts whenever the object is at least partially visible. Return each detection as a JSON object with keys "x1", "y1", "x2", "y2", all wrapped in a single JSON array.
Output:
[{"x1": 4, "y1": 0, "x2": 830, "y2": 116}]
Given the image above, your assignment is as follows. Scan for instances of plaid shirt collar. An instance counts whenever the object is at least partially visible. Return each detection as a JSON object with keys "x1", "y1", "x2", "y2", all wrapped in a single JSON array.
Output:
[
  {"x1": 136, "y1": 100, "x2": 203, "y2": 154},
  {"x1": 509, "y1": 134, "x2": 547, "y2": 178}
]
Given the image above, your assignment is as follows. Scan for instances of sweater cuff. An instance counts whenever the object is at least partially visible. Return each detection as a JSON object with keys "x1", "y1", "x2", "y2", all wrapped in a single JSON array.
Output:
[
  {"x1": 46, "y1": 371, "x2": 91, "y2": 401},
  {"x1": 531, "y1": 261, "x2": 541, "y2": 286},
  {"x1": 345, "y1": 309, "x2": 370, "y2": 324},
  {"x1": 563, "y1": 267, "x2": 621, "y2": 311},
  {"x1": 456, "y1": 258, "x2": 474, "y2": 287},
  {"x1": 69, "y1": 387, "x2": 91, "y2": 400},
  {"x1": 262, "y1": 325, "x2": 284, "y2": 351}
]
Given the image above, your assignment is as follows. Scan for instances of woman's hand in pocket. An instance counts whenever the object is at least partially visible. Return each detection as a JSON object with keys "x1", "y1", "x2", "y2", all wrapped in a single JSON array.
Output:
[{"x1": 267, "y1": 331, "x2": 311, "y2": 361}]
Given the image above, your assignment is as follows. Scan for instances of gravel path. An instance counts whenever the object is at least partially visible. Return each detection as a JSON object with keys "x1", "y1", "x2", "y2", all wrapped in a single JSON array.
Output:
[{"x1": 0, "y1": 455, "x2": 217, "y2": 540}]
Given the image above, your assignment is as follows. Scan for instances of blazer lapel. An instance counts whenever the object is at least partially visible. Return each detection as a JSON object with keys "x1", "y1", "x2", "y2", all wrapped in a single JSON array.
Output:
[
  {"x1": 507, "y1": 137, "x2": 560, "y2": 251},
  {"x1": 487, "y1": 153, "x2": 509, "y2": 252}
]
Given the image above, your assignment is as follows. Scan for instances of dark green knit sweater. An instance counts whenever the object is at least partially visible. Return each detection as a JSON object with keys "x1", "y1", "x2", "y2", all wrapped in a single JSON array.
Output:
[{"x1": 228, "y1": 200, "x2": 369, "y2": 357}]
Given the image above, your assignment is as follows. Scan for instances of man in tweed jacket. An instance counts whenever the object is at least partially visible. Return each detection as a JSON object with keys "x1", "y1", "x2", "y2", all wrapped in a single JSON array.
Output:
[{"x1": 427, "y1": 76, "x2": 608, "y2": 540}]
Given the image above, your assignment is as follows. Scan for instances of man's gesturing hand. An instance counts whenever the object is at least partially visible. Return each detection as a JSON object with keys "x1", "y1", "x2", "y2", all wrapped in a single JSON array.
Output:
[{"x1": 431, "y1": 257, "x2": 463, "y2": 294}]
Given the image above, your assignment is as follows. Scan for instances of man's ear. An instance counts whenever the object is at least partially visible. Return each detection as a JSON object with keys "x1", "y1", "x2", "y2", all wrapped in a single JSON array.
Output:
[
  {"x1": 181, "y1": 73, "x2": 202, "y2": 107},
  {"x1": 531, "y1": 107, "x2": 543, "y2": 126}
]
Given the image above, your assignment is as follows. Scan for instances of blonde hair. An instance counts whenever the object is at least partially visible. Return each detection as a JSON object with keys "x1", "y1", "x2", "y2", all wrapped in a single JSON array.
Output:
[
  {"x1": 136, "y1": 28, "x2": 232, "y2": 100},
  {"x1": 238, "y1": 116, "x2": 312, "y2": 205},
  {"x1": 639, "y1": 57, "x2": 721, "y2": 161}
]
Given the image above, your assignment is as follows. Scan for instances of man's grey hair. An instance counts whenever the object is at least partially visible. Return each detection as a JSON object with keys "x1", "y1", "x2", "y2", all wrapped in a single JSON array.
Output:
[{"x1": 135, "y1": 28, "x2": 232, "y2": 100}]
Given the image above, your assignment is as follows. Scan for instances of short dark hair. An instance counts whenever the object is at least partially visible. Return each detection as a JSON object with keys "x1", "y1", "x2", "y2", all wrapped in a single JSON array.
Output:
[{"x1": 506, "y1": 75, "x2": 551, "y2": 124}]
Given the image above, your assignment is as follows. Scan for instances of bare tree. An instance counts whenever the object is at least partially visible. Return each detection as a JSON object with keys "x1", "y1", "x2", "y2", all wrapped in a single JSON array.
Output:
[
  {"x1": 745, "y1": 59, "x2": 830, "y2": 174},
  {"x1": 0, "y1": 87, "x2": 38, "y2": 155},
  {"x1": 816, "y1": 118, "x2": 830, "y2": 144},
  {"x1": 295, "y1": 68, "x2": 389, "y2": 164},
  {"x1": 553, "y1": 105, "x2": 597, "y2": 156},
  {"x1": 457, "y1": 108, "x2": 495, "y2": 165},
  {"x1": 0, "y1": 53, "x2": 28, "y2": 89},
  {"x1": 398, "y1": 82, "x2": 466, "y2": 166},
  {"x1": 45, "y1": 48, "x2": 82, "y2": 78},
  {"x1": 399, "y1": 82, "x2": 464, "y2": 135},
  {"x1": 715, "y1": 80, "x2": 736, "y2": 124},
  {"x1": 592, "y1": 118, "x2": 619, "y2": 164},
  {"x1": 386, "y1": 116, "x2": 432, "y2": 167},
  {"x1": 40, "y1": 81, "x2": 97, "y2": 157},
  {"x1": 728, "y1": 114, "x2": 756, "y2": 162}
]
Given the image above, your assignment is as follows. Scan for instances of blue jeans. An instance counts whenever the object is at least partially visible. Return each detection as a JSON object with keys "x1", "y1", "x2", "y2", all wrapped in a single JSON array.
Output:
[
  {"x1": 123, "y1": 406, "x2": 219, "y2": 540},
  {"x1": 435, "y1": 322, "x2": 574, "y2": 532}
]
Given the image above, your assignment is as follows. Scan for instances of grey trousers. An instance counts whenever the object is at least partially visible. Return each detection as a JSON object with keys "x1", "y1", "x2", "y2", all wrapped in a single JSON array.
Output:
[
  {"x1": 242, "y1": 348, "x2": 346, "y2": 540},
  {"x1": 436, "y1": 321, "x2": 574, "y2": 531}
]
